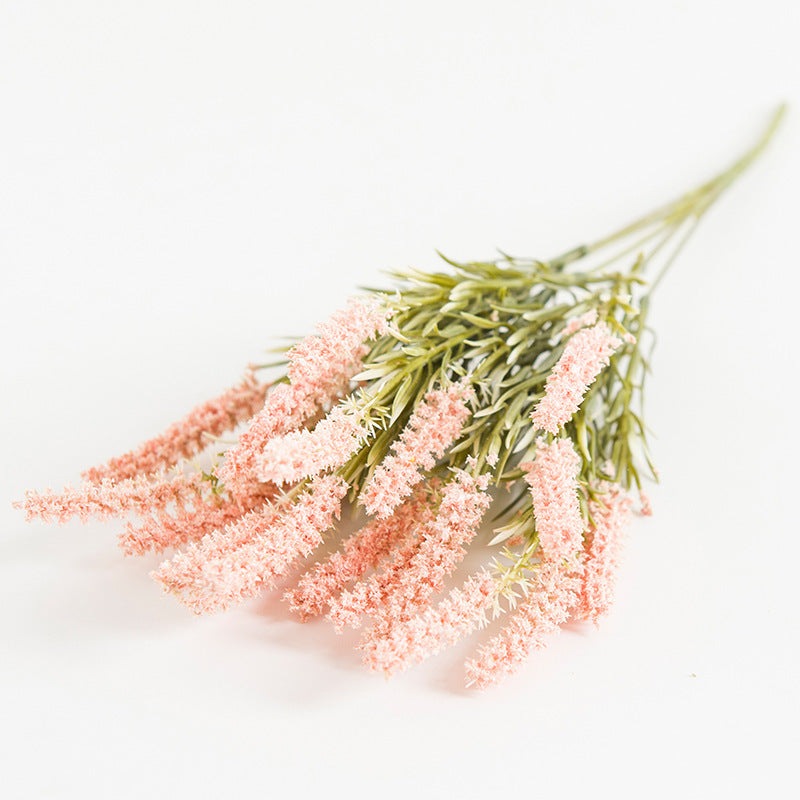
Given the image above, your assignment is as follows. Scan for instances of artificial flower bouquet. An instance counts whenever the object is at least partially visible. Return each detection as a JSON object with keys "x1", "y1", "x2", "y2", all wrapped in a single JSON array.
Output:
[{"x1": 16, "y1": 107, "x2": 783, "y2": 688}]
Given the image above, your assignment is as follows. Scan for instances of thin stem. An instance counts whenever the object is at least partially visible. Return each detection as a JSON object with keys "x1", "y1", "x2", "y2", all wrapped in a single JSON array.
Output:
[
  {"x1": 586, "y1": 218, "x2": 674, "y2": 276},
  {"x1": 547, "y1": 104, "x2": 786, "y2": 272},
  {"x1": 646, "y1": 215, "x2": 702, "y2": 296}
]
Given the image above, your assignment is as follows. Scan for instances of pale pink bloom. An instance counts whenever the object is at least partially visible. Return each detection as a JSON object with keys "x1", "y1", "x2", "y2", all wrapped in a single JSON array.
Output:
[
  {"x1": 152, "y1": 474, "x2": 348, "y2": 614},
  {"x1": 575, "y1": 483, "x2": 633, "y2": 624},
  {"x1": 486, "y1": 453, "x2": 499, "y2": 467},
  {"x1": 464, "y1": 560, "x2": 583, "y2": 689},
  {"x1": 215, "y1": 383, "x2": 325, "y2": 495},
  {"x1": 327, "y1": 503, "x2": 434, "y2": 632},
  {"x1": 463, "y1": 482, "x2": 632, "y2": 689},
  {"x1": 360, "y1": 471, "x2": 491, "y2": 637},
  {"x1": 464, "y1": 444, "x2": 585, "y2": 689},
  {"x1": 255, "y1": 406, "x2": 366, "y2": 485},
  {"x1": 152, "y1": 495, "x2": 283, "y2": 596},
  {"x1": 639, "y1": 490, "x2": 653, "y2": 516},
  {"x1": 217, "y1": 297, "x2": 388, "y2": 496},
  {"x1": 521, "y1": 437, "x2": 584, "y2": 561},
  {"x1": 286, "y1": 295, "x2": 390, "y2": 388},
  {"x1": 82, "y1": 371, "x2": 269, "y2": 483},
  {"x1": 361, "y1": 569, "x2": 497, "y2": 676},
  {"x1": 119, "y1": 484, "x2": 273, "y2": 556},
  {"x1": 360, "y1": 380, "x2": 474, "y2": 518},
  {"x1": 562, "y1": 308, "x2": 598, "y2": 338},
  {"x1": 284, "y1": 490, "x2": 427, "y2": 620},
  {"x1": 152, "y1": 506, "x2": 281, "y2": 602},
  {"x1": 531, "y1": 321, "x2": 622, "y2": 434},
  {"x1": 16, "y1": 472, "x2": 203, "y2": 524},
  {"x1": 121, "y1": 499, "x2": 237, "y2": 557}
]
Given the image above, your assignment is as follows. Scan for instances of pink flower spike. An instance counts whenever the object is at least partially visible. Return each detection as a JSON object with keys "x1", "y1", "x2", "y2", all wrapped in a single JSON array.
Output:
[
  {"x1": 464, "y1": 442, "x2": 586, "y2": 689},
  {"x1": 215, "y1": 383, "x2": 326, "y2": 496},
  {"x1": 521, "y1": 437, "x2": 584, "y2": 562},
  {"x1": 326, "y1": 504, "x2": 434, "y2": 632},
  {"x1": 150, "y1": 482, "x2": 281, "y2": 591},
  {"x1": 255, "y1": 407, "x2": 366, "y2": 485},
  {"x1": 464, "y1": 560, "x2": 583, "y2": 690},
  {"x1": 217, "y1": 297, "x2": 388, "y2": 497},
  {"x1": 153, "y1": 474, "x2": 348, "y2": 614},
  {"x1": 531, "y1": 321, "x2": 622, "y2": 434},
  {"x1": 360, "y1": 379, "x2": 474, "y2": 519},
  {"x1": 284, "y1": 490, "x2": 428, "y2": 620},
  {"x1": 119, "y1": 485, "x2": 272, "y2": 556},
  {"x1": 361, "y1": 569, "x2": 497, "y2": 676},
  {"x1": 358, "y1": 470, "x2": 491, "y2": 639},
  {"x1": 575, "y1": 483, "x2": 633, "y2": 625},
  {"x1": 152, "y1": 501, "x2": 283, "y2": 600},
  {"x1": 80, "y1": 371, "x2": 269, "y2": 484},
  {"x1": 286, "y1": 295, "x2": 390, "y2": 388},
  {"x1": 15, "y1": 472, "x2": 203, "y2": 525}
]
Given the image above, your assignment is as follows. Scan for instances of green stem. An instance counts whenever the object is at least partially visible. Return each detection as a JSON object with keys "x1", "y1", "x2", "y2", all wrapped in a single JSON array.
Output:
[{"x1": 548, "y1": 104, "x2": 786, "y2": 272}]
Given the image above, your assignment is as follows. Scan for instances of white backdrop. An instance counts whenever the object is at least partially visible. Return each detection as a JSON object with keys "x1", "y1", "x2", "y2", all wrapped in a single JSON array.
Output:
[{"x1": 3, "y1": 2, "x2": 798, "y2": 798}]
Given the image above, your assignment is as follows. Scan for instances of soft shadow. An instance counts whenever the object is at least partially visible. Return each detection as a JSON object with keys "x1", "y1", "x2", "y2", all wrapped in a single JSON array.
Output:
[{"x1": 7, "y1": 517, "x2": 201, "y2": 642}]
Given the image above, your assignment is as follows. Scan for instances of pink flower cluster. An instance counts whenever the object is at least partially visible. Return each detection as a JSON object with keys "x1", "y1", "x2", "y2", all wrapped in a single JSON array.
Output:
[
  {"x1": 522, "y1": 437, "x2": 584, "y2": 561},
  {"x1": 14, "y1": 369, "x2": 276, "y2": 557},
  {"x1": 81, "y1": 371, "x2": 270, "y2": 483},
  {"x1": 362, "y1": 569, "x2": 496, "y2": 676},
  {"x1": 362, "y1": 470, "x2": 491, "y2": 634},
  {"x1": 575, "y1": 483, "x2": 633, "y2": 624},
  {"x1": 286, "y1": 296, "x2": 390, "y2": 388},
  {"x1": 284, "y1": 490, "x2": 428, "y2": 620},
  {"x1": 465, "y1": 561, "x2": 582, "y2": 689},
  {"x1": 327, "y1": 500, "x2": 436, "y2": 631},
  {"x1": 465, "y1": 438, "x2": 585, "y2": 688},
  {"x1": 16, "y1": 289, "x2": 650, "y2": 690},
  {"x1": 328, "y1": 472, "x2": 491, "y2": 635},
  {"x1": 152, "y1": 474, "x2": 348, "y2": 614},
  {"x1": 217, "y1": 297, "x2": 388, "y2": 496},
  {"x1": 16, "y1": 472, "x2": 203, "y2": 524},
  {"x1": 360, "y1": 380, "x2": 473, "y2": 518},
  {"x1": 531, "y1": 321, "x2": 622, "y2": 434},
  {"x1": 119, "y1": 483, "x2": 273, "y2": 556},
  {"x1": 255, "y1": 406, "x2": 366, "y2": 485},
  {"x1": 152, "y1": 498, "x2": 285, "y2": 594}
]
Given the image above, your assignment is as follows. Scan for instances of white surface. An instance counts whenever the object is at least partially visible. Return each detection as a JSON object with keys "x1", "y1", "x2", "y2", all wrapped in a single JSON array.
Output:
[{"x1": 3, "y1": 2, "x2": 799, "y2": 798}]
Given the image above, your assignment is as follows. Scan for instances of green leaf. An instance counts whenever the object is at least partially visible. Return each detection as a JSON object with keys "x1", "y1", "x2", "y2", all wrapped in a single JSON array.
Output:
[
  {"x1": 390, "y1": 374, "x2": 418, "y2": 425},
  {"x1": 460, "y1": 311, "x2": 498, "y2": 329}
]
